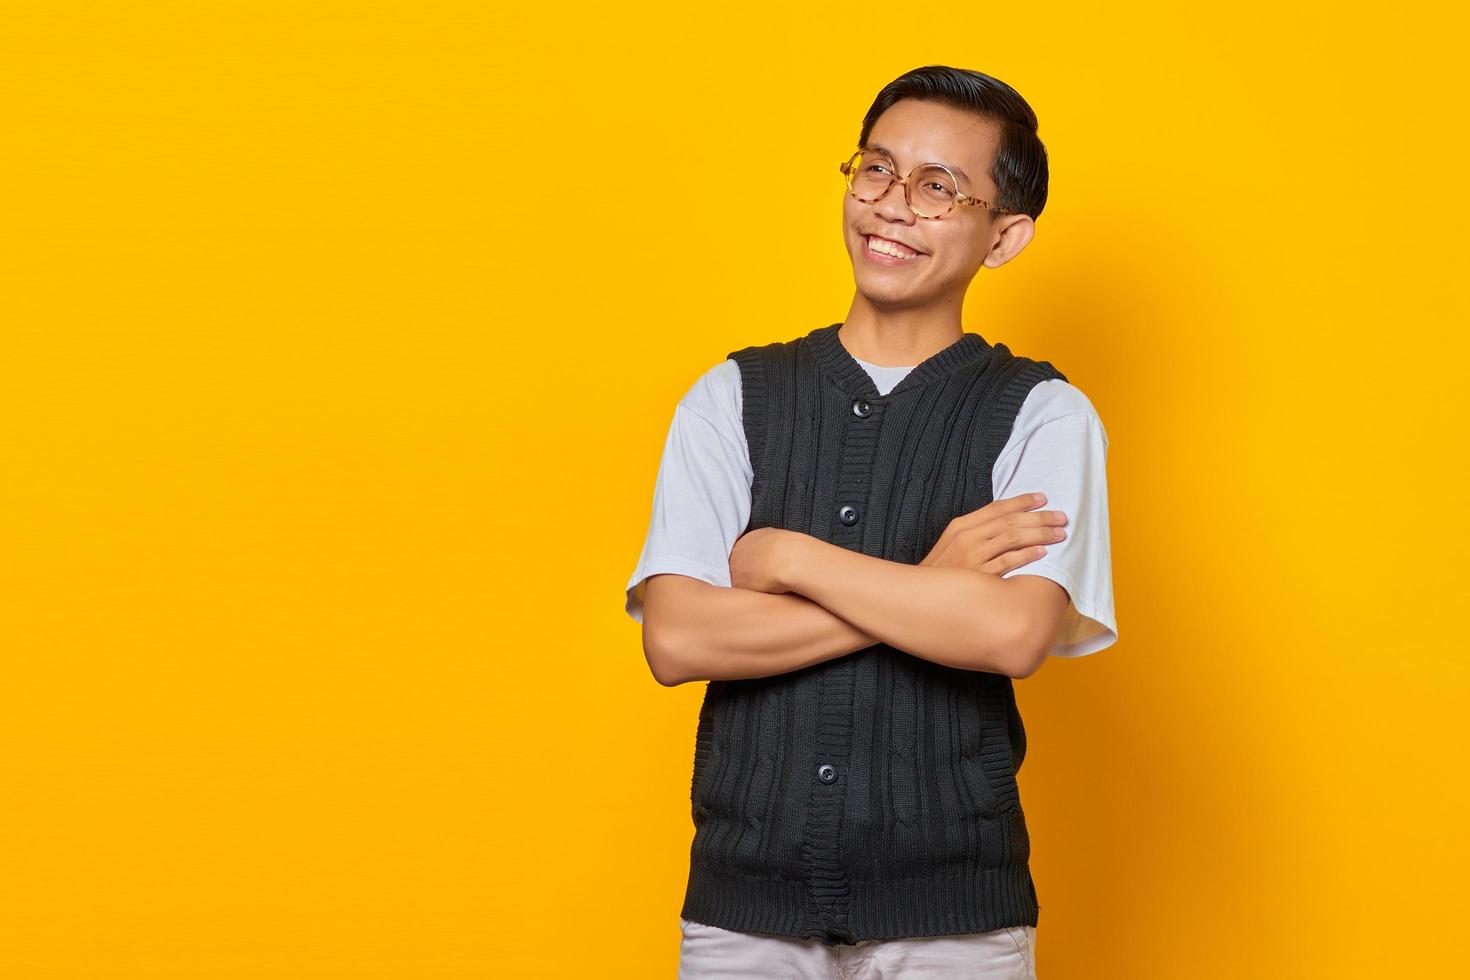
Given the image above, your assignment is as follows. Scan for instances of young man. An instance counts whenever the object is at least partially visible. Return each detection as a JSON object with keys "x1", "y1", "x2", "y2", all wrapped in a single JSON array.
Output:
[{"x1": 625, "y1": 66, "x2": 1116, "y2": 978}]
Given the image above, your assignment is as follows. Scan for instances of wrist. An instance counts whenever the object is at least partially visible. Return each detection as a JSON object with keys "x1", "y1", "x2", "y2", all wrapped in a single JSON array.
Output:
[{"x1": 773, "y1": 530, "x2": 814, "y2": 594}]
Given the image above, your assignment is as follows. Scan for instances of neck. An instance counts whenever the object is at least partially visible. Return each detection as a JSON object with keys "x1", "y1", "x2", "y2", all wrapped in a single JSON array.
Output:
[{"x1": 838, "y1": 293, "x2": 966, "y2": 367}]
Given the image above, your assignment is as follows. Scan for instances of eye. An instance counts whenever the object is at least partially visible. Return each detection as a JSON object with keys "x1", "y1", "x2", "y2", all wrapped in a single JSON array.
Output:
[{"x1": 866, "y1": 162, "x2": 894, "y2": 175}]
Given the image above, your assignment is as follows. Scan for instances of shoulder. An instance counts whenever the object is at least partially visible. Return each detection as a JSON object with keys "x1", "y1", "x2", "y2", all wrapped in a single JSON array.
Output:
[
  {"x1": 987, "y1": 340, "x2": 1068, "y2": 383},
  {"x1": 987, "y1": 341, "x2": 1100, "y2": 425},
  {"x1": 680, "y1": 358, "x2": 741, "y2": 408},
  {"x1": 677, "y1": 358, "x2": 746, "y2": 445},
  {"x1": 725, "y1": 324, "x2": 828, "y2": 370},
  {"x1": 1007, "y1": 378, "x2": 1110, "y2": 458},
  {"x1": 985, "y1": 339, "x2": 1107, "y2": 446},
  {"x1": 1017, "y1": 378, "x2": 1103, "y2": 426}
]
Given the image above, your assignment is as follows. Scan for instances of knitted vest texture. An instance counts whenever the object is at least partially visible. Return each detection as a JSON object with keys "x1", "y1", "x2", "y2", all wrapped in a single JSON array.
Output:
[{"x1": 680, "y1": 321, "x2": 1068, "y2": 945}]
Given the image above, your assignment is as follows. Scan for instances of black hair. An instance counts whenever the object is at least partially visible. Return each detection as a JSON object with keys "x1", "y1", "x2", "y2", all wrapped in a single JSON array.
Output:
[{"x1": 858, "y1": 65, "x2": 1048, "y2": 221}]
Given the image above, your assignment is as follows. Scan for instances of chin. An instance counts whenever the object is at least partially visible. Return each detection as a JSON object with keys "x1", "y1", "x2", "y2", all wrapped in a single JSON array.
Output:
[{"x1": 854, "y1": 279, "x2": 924, "y2": 308}]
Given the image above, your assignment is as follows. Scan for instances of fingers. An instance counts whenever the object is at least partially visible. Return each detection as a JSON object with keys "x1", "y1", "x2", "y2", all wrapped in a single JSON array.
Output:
[
  {"x1": 1000, "y1": 493, "x2": 1065, "y2": 525},
  {"x1": 928, "y1": 493, "x2": 1069, "y2": 570},
  {"x1": 972, "y1": 504, "x2": 1068, "y2": 539},
  {"x1": 992, "y1": 522, "x2": 1065, "y2": 554},
  {"x1": 980, "y1": 544, "x2": 1051, "y2": 575},
  {"x1": 985, "y1": 491, "x2": 1050, "y2": 522},
  {"x1": 951, "y1": 492, "x2": 1060, "y2": 532},
  {"x1": 990, "y1": 493, "x2": 1066, "y2": 535}
]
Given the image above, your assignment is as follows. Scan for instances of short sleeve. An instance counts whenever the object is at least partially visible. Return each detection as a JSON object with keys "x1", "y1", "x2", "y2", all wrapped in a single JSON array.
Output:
[
  {"x1": 995, "y1": 389, "x2": 1117, "y2": 657},
  {"x1": 624, "y1": 361, "x2": 752, "y2": 624}
]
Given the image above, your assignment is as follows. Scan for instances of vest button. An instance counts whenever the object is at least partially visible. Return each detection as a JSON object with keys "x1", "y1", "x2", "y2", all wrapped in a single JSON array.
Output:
[
  {"x1": 816, "y1": 764, "x2": 838, "y2": 784},
  {"x1": 851, "y1": 399, "x2": 872, "y2": 418},
  {"x1": 837, "y1": 505, "x2": 859, "y2": 526}
]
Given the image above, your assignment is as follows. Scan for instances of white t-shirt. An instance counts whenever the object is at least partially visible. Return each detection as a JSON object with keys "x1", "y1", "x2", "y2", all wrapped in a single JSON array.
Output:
[{"x1": 625, "y1": 354, "x2": 1118, "y2": 658}]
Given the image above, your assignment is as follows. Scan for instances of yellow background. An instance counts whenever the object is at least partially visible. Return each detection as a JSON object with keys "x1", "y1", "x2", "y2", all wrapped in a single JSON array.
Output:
[{"x1": 2, "y1": 2, "x2": 1466, "y2": 977}]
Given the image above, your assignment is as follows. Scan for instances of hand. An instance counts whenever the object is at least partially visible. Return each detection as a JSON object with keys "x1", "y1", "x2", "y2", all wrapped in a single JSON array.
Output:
[
  {"x1": 729, "y1": 527, "x2": 795, "y2": 594},
  {"x1": 919, "y1": 492, "x2": 1067, "y2": 574}
]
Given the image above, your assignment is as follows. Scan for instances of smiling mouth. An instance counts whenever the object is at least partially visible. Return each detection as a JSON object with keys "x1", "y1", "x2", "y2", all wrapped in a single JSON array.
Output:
[{"x1": 864, "y1": 234, "x2": 925, "y2": 261}]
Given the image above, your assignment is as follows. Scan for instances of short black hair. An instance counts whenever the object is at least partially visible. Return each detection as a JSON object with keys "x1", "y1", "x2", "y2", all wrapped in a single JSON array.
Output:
[{"x1": 858, "y1": 65, "x2": 1049, "y2": 221}]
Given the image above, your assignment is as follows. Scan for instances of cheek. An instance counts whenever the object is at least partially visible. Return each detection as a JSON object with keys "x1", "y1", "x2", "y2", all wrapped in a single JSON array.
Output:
[
  {"x1": 931, "y1": 231, "x2": 984, "y2": 272},
  {"x1": 842, "y1": 206, "x2": 864, "y2": 248}
]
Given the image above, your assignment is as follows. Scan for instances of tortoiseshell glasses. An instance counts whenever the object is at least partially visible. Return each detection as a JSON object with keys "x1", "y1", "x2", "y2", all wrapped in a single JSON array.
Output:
[{"x1": 839, "y1": 148, "x2": 1016, "y2": 219}]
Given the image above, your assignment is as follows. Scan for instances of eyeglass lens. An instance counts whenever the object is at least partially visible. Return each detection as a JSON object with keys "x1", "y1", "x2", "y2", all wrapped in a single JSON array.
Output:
[{"x1": 845, "y1": 150, "x2": 959, "y2": 218}]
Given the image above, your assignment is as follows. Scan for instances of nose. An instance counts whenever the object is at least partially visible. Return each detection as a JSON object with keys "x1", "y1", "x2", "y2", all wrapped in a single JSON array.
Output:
[{"x1": 869, "y1": 174, "x2": 919, "y2": 226}]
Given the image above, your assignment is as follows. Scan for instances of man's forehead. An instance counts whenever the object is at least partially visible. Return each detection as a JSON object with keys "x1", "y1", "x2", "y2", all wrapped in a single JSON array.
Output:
[{"x1": 867, "y1": 110, "x2": 999, "y2": 181}]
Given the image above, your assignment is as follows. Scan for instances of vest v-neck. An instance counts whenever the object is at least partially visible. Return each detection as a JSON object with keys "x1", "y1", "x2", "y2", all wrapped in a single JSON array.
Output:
[{"x1": 808, "y1": 321, "x2": 992, "y2": 400}]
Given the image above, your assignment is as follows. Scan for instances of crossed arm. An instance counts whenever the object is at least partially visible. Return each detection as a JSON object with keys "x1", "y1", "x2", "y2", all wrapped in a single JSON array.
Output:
[{"x1": 640, "y1": 528, "x2": 1070, "y2": 686}]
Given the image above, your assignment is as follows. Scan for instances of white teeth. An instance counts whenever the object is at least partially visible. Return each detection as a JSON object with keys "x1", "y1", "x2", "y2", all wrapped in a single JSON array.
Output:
[{"x1": 867, "y1": 236, "x2": 917, "y2": 259}]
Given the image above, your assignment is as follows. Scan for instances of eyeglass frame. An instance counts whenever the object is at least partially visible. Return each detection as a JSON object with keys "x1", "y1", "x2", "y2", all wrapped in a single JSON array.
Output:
[{"x1": 839, "y1": 147, "x2": 1017, "y2": 218}]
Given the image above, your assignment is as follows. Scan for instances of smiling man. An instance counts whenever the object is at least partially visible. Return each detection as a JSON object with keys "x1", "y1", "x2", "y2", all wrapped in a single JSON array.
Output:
[{"x1": 625, "y1": 65, "x2": 1116, "y2": 978}]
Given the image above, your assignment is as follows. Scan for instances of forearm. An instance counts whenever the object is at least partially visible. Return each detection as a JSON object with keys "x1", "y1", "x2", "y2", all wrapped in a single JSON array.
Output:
[
  {"x1": 644, "y1": 575, "x2": 878, "y2": 684},
  {"x1": 778, "y1": 535, "x2": 1021, "y2": 675}
]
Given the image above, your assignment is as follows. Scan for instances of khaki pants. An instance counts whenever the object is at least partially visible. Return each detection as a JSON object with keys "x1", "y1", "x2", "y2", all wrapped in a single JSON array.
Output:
[{"x1": 678, "y1": 917, "x2": 1038, "y2": 979}]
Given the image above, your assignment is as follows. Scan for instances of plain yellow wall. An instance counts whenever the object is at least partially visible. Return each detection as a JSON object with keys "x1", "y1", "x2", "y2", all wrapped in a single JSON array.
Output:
[{"x1": 2, "y1": 2, "x2": 1466, "y2": 977}]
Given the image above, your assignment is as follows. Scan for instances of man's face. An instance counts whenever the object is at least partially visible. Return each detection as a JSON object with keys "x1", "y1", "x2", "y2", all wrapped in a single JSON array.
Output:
[{"x1": 842, "y1": 99, "x2": 1024, "y2": 309}]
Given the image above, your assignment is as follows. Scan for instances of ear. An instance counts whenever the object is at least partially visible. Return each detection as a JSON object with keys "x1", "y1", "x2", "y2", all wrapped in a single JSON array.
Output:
[{"x1": 981, "y1": 214, "x2": 1036, "y2": 269}]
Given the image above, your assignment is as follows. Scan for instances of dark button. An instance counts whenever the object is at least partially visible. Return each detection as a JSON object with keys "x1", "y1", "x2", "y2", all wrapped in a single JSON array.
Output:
[
  {"x1": 816, "y1": 764, "x2": 838, "y2": 784},
  {"x1": 851, "y1": 399, "x2": 872, "y2": 418},
  {"x1": 837, "y1": 504, "x2": 860, "y2": 526}
]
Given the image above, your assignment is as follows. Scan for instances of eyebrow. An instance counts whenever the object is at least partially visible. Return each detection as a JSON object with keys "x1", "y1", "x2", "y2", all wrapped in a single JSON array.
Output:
[{"x1": 866, "y1": 142, "x2": 971, "y2": 186}]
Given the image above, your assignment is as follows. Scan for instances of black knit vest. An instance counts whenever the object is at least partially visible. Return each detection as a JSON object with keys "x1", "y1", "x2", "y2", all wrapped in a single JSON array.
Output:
[{"x1": 679, "y1": 322, "x2": 1068, "y2": 945}]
